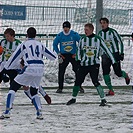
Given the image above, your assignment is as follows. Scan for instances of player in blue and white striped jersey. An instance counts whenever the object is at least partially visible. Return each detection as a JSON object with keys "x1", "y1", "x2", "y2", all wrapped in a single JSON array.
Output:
[{"x1": 0, "y1": 27, "x2": 56, "y2": 120}]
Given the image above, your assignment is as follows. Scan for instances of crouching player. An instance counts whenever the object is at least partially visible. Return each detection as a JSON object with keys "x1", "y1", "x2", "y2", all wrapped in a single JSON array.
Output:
[
  {"x1": 67, "y1": 23, "x2": 116, "y2": 106},
  {"x1": 0, "y1": 27, "x2": 56, "y2": 120}
]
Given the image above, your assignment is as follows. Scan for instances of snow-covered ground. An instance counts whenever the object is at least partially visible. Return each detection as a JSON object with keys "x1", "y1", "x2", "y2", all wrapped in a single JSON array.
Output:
[{"x1": 0, "y1": 87, "x2": 132, "y2": 133}]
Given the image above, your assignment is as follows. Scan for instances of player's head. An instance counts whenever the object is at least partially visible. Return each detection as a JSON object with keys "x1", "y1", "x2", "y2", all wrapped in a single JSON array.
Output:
[
  {"x1": 84, "y1": 23, "x2": 94, "y2": 36},
  {"x1": 63, "y1": 21, "x2": 71, "y2": 33},
  {"x1": 99, "y1": 17, "x2": 109, "y2": 29},
  {"x1": 27, "y1": 27, "x2": 36, "y2": 38},
  {"x1": 4, "y1": 28, "x2": 15, "y2": 42}
]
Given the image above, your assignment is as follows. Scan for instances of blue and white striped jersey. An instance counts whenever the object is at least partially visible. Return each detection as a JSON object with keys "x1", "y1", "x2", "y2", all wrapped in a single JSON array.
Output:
[{"x1": 4, "y1": 38, "x2": 57, "y2": 70}]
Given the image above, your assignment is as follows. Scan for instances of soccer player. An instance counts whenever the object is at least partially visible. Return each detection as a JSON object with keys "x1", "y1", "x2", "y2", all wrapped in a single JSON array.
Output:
[
  {"x1": 98, "y1": 17, "x2": 130, "y2": 96},
  {"x1": 67, "y1": 23, "x2": 116, "y2": 106},
  {"x1": 0, "y1": 29, "x2": 51, "y2": 104},
  {"x1": 20, "y1": 59, "x2": 51, "y2": 104},
  {"x1": 53, "y1": 21, "x2": 84, "y2": 93},
  {"x1": 0, "y1": 27, "x2": 56, "y2": 120},
  {"x1": 0, "y1": 28, "x2": 21, "y2": 84}
]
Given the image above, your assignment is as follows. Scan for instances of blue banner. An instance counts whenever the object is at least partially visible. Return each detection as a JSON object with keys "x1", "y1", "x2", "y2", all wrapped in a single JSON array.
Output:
[{"x1": 0, "y1": 5, "x2": 26, "y2": 20}]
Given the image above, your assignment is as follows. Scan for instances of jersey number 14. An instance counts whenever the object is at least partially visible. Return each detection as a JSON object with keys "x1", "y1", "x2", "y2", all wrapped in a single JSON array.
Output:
[{"x1": 29, "y1": 45, "x2": 40, "y2": 57}]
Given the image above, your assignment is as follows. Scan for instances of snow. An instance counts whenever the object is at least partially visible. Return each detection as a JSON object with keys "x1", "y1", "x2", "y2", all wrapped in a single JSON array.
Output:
[
  {"x1": 0, "y1": 0, "x2": 132, "y2": 34},
  {"x1": 0, "y1": 87, "x2": 132, "y2": 133},
  {"x1": 0, "y1": 0, "x2": 132, "y2": 131}
]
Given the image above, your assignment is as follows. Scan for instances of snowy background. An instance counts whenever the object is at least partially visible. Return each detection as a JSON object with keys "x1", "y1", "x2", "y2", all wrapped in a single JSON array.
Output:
[
  {"x1": 0, "y1": 87, "x2": 132, "y2": 133},
  {"x1": 0, "y1": 0, "x2": 132, "y2": 132}
]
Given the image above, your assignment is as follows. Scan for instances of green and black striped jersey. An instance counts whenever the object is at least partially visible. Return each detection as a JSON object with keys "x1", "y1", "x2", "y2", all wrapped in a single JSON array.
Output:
[
  {"x1": 98, "y1": 27, "x2": 124, "y2": 54},
  {"x1": 76, "y1": 34, "x2": 115, "y2": 66},
  {"x1": 0, "y1": 39, "x2": 21, "y2": 61}
]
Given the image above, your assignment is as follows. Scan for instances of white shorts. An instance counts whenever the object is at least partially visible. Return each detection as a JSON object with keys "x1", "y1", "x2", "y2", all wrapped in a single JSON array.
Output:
[{"x1": 14, "y1": 66, "x2": 44, "y2": 88}]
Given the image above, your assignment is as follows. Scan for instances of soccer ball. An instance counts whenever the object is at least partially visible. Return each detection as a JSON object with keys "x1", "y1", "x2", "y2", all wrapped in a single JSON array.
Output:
[{"x1": 0, "y1": 45, "x2": 3, "y2": 55}]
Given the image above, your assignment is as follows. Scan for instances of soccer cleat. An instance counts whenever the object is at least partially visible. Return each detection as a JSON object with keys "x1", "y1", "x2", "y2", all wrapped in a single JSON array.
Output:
[
  {"x1": 66, "y1": 98, "x2": 76, "y2": 105},
  {"x1": 79, "y1": 87, "x2": 85, "y2": 93},
  {"x1": 0, "y1": 113, "x2": 10, "y2": 119},
  {"x1": 36, "y1": 114, "x2": 43, "y2": 120},
  {"x1": 106, "y1": 90, "x2": 115, "y2": 96},
  {"x1": 99, "y1": 99, "x2": 107, "y2": 106},
  {"x1": 56, "y1": 88, "x2": 63, "y2": 93},
  {"x1": 125, "y1": 73, "x2": 130, "y2": 85},
  {"x1": 36, "y1": 110, "x2": 43, "y2": 120},
  {"x1": 44, "y1": 94, "x2": 51, "y2": 104}
]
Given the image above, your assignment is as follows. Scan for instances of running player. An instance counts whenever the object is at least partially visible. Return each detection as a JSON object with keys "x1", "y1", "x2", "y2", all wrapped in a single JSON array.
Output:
[
  {"x1": 0, "y1": 27, "x2": 56, "y2": 120},
  {"x1": 98, "y1": 17, "x2": 130, "y2": 96},
  {"x1": 67, "y1": 23, "x2": 116, "y2": 106}
]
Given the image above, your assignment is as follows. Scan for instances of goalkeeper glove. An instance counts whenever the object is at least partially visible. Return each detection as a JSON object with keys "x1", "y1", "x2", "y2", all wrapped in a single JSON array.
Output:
[{"x1": 58, "y1": 53, "x2": 65, "y2": 64}]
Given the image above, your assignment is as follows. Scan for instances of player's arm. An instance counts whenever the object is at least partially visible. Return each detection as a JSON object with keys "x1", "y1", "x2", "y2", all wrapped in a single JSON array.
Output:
[
  {"x1": 74, "y1": 32, "x2": 81, "y2": 43},
  {"x1": 113, "y1": 30, "x2": 124, "y2": 54},
  {"x1": 76, "y1": 38, "x2": 82, "y2": 61},
  {"x1": 53, "y1": 34, "x2": 60, "y2": 54},
  {"x1": 44, "y1": 47, "x2": 57, "y2": 60},
  {"x1": 4, "y1": 44, "x2": 23, "y2": 70},
  {"x1": 100, "y1": 38, "x2": 116, "y2": 64},
  {"x1": 0, "y1": 40, "x2": 5, "y2": 55}
]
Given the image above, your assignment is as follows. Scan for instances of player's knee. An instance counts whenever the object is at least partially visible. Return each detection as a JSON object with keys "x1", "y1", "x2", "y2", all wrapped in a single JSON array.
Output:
[
  {"x1": 9, "y1": 80, "x2": 21, "y2": 92},
  {"x1": 30, "y1": 87, "x2": 38, "y2": 96},
  {"x1": 75, "y1": 80, "x2": 82, "y2": 86},
  {"x1": 115, "y1": 71, "x2": 122, "y2": 77},
  {"x1": 73, "y1": 67, "x2": 78, "y2": 73},
  {"x1": 93, "y1": 82, "x2": 100, "y2": 87}
]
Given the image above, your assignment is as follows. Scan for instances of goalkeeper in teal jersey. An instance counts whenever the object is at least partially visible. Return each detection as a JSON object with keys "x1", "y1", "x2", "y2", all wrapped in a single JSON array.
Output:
[
  {"x1": 98, "y1": 17, "x2": 130, "y2": 96},
  {"x1": 53, "y1": 21, "x2": 84, "y2": 93},
  {"x1": 67, "y1": 23, "x2": 116, "y2": 106}
]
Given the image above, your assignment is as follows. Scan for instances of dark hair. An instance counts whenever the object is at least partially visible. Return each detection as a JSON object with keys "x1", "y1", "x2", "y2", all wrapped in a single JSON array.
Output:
[
  {"x1": 4, "y1": 28, "x2": 15, "y2": 37},
  {"x1": 63, "y1": 21, "x2": 71, "y2": 28},
  {"x1": 27, "y1": 27, "x2": 36, "y2": 38},
  {"x1": 99, "y1": 17, "x2": 109, "y2": 23},
  {"x1": 84, "y1": 23, "x2": 94, "y2": 30}
]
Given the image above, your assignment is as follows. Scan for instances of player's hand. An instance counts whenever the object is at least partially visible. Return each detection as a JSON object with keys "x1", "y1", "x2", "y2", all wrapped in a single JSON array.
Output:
[
  {"x1": 120, "y1": 53, "x2": 124, "y2": 61},
  {"x1": 72, "y1": 54, "x2": 76, "y2": 58},
  {"x1": 58, "y1": 53, "x2": 65, "y2": 64}
]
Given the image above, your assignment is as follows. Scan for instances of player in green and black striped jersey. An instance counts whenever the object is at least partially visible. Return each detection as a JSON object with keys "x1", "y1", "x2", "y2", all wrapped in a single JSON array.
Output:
[
  {"x1": 0, "y1": 28, "x2": 21, "y2": 84},
  {"x1": 98, "y1": 17, "x2": 130, "y2": 96},
  {"x1": 67, "y1": 23, "x2": 116, "y2": 106}
]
